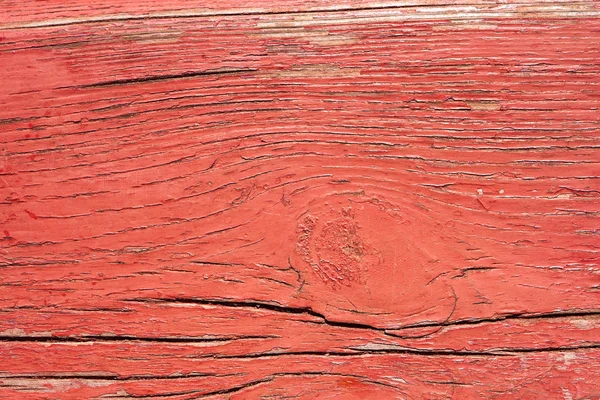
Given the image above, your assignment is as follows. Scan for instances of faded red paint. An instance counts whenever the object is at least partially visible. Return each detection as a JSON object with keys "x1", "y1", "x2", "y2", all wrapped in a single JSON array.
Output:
[{"x1": 1, "y1": 1, "x2": 600, "y2": 398}]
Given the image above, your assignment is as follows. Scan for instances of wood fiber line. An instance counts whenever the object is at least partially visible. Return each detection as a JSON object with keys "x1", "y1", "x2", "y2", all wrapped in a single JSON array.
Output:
[
  {"x1": 1, "y1": 1, "x2": 599, "y2": 29},
  {"x1": 0, "y1": 1, "x2": 599, "y2": 399}
]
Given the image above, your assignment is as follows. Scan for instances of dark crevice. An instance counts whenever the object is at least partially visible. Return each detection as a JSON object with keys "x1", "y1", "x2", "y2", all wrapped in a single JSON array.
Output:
[
  {"x1": 395, "y1": 309, "x2": 600, "y2": 331},
  {"x1": 101, "y1": 389, "x2": 203, "y2": 398},
  {"x1": 212, "y1": 344, "x2": 600, "y2": 360},
  {"x1": 190, "y1": 377, "x2": 273, "y2": 399},
  {"x1": 66, "y1": 68, "x2": 258, "y2": 89},
  {"x1": 2, "y1": 347, "x2": 599, "y2": 383},
  {"x1": 188, "y1": 372, "x2": 403, "y2": 399},
  {"x1": 0, "y1": 334, "x2": 276, "y2": 343},
  {"x1": 7, "y1": 3, "x2": 499, "y2": 29},
  {"x1": 123, "y1": 296, "x2": 600, "y2": 334},
  {"x1": 213, "y1": 349, "x2": 511, "y2": 359},
  {"x1": 497, "y1": 344, "x2": 600, "y2": 353},
  {"x1": 0, "y1": 373, "x2": 229, "y2": 381},
  {"x1": 189, "y1": 260, "x2": 243, "y2": 266},
  {"x1": 124, "y1": 296, "x2": 387, "y2": 332}
]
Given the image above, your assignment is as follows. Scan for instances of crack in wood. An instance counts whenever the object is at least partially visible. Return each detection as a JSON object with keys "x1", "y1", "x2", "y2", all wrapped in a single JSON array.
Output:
[{"x1": 69, "y1": 68, "x2": 259, "y2": 89}]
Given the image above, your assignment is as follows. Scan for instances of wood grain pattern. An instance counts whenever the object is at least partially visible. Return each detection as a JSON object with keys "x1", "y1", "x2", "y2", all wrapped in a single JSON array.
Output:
[{"x1": 1, "y1": 1, "x2": 599, "y2": 398}]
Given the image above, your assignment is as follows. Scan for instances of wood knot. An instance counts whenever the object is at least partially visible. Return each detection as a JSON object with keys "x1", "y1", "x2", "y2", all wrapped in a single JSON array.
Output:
[
  {"x1": 296, "y1": 206, "x2": 377, "y2": 289},
  {"x1": 291, "y1": 195, "x2": 457, "y2": 326}
]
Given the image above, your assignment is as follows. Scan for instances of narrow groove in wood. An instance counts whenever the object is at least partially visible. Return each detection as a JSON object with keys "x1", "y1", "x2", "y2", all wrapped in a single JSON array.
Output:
[{"x1": 3, "y1": 2, "x2": 599, "y2": 29}]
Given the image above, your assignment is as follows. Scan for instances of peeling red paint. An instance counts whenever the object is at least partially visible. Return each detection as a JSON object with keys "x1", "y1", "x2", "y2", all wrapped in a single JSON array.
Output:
[{"x1": 1, "y1": 1, "x2": 600, "y2": 398}]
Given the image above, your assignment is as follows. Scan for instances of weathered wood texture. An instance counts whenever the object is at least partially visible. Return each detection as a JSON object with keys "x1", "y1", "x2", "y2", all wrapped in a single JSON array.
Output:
[{"x1": 1, "y1": 1, "x2": 600, "y2": 398}]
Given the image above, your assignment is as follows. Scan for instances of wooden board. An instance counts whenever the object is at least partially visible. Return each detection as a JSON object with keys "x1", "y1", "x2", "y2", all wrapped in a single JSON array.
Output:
[{"x1": 1, "y1": 1, "x2": 600, "y2": 398}]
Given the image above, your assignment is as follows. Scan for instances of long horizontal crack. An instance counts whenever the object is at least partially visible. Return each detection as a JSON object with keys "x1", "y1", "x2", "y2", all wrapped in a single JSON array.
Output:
[
  {"x1": 2, "y1": 346, "x2": 600, "y2": 383},
  {"x1": 0, "y1": 334, "x2": 276, "y2": 343},
  {"x1": 124, "y1": 296, "x2": 387, "y2": 332},
  {"x1": 123, "y1": 296, "x2": 600, "y2": 333},
  {"x1": 0, "y1": 373, "x2": 236, "y2": 381},
  {"x1": 188, "y1": 372, "x2": 401, "y2": 399},
  {"x1": 66, "y1": 68, "x2": 258, "y2": 89},
  {"x1": 0, "y1": 372, "x2": 399, "y2": 400},
  {"x1": 2, "y1": 300, "x2": 597, "y2": 354},
  {"x1": 213, "y1": 345, "x2": 600, "y2": 359},
  {"x1": 396, "y1": 309, "x2": 600, "y2": 331},
  {"x1": 0, "y1": 3, "x2": 501, "y2": 29},
  {"x1": 3, "y1": 2, "x2": 598, "y2": 30}
]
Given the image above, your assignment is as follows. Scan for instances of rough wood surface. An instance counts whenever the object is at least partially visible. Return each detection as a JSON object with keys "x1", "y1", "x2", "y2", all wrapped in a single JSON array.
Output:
[{"x1": 1, "y1": 1, "x2": 600, "y2": 399}]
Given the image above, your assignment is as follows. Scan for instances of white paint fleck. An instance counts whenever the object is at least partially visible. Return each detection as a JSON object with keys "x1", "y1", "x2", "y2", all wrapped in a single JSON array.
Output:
[
  {"x1": 0, "y1": 328, "x2": 26, "y2": 336},
  {"x1": 563, "y1": 352, "x2": 577, "y2": 366},
  {"x1": 353, "y1": 342, "x2": 408, "y2": 351},
  {"x1": 571, "y1": 318, "x2": 594, "y2": 329},
  {"x1": 384, "y1": 376, "x2": 408, "y2": 384}
]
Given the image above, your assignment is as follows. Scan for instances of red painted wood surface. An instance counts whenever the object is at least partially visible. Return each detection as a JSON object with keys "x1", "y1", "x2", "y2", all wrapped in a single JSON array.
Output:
[{"x1": 1, "y1": 1, "x2": 600, "y2": 398}]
